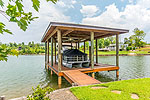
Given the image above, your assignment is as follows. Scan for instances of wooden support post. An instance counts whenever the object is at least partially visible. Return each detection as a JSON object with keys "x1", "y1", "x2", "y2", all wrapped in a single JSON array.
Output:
[
  {"x1": 92, "y1": 72, "x2": 95, "y2": 79},
  {"x1": 57, "y1": 29, "x2": 62, "y2": 85},
  {"x1": 54, "y1": 39, "x2": 56, "y2": 64},
  {"x1": 116, "y1": 33, "x2": 119, "y2": 79},
  {"x1": 0, "y1": 96, "x2": 5, "y2": 100},
  {"x1": 45, "y1": 42, "x2": 47, "y2": 68},
  {"x1": 51, "y1": 37, "x2": 53, "y2": 66},
  {"x1": 51, "y1": 70, "x2": 53, "y2": 75},
  {"x1": 96, "y1": 39, "x2": 98, "y2": 63},
  {"x1": 71, "y1": 41, "x2": 72, "y2": 49},
  {"x1": 91, "y1": 32, "x2": 95, "y2": 78},
  {"x1": 76, "y1": 43, "x2": 77, "y2": 49},
  {"x1": 84, "y1": 41, "x2": 85, "y2": 53},
  {"x1": 89, "y1": 41, "x2": 91, "y2": 63},
  {"x1": 78, "y1": 42, "x2": 79, "y2": 50},
  {"x1": 58, "y1": 76, "x2": 62, "y2": 85},
  {"x1": 47, "y1": 40, "x2": 49, "y2": 70}
]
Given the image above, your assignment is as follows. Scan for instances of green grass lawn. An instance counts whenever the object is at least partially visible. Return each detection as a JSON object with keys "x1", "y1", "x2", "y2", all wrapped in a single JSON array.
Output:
[
  {"x1": 70, "y1": 78, "x2": 150, "y2": 100},
  {"x1": 82, "y1": 50, "x2": 150, "y2": 55}
]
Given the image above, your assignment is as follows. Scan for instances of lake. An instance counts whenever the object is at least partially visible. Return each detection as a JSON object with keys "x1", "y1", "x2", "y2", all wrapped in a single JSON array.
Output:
[{"x1": 0, "y1": 55, "x2": 150, "y2": 99}]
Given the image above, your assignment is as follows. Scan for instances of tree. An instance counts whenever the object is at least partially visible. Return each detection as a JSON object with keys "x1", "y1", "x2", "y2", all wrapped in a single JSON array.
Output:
[
  {"x1": 0, "y1": 0, "x2": 58, "y2": 61},
  {"x1": 108, "y1": 37, "x2": 115, "y2": 44},
  {"x1": 0, "y1": 0, "x2": 58, "y2": 34},
  {"x1": 104, "y1": 38, "x2": 111, "y2": 47},
  {"x1": 98, "y1": 39, "x2": 104, "y2": 48},
  {"x1": 133, "y1": 28, "x2": 146, "y2": 48}
]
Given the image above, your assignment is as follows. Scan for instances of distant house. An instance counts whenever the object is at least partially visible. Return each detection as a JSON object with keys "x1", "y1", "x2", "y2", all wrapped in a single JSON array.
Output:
[{"x1": 107, "y1": 44, "x2": 128, "y2": 51}]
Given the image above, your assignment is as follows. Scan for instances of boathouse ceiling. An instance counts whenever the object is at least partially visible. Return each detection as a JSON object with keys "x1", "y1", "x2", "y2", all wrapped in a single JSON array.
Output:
[{"x1": 41, "y1": 22, "x2": 129, "y2": 43}]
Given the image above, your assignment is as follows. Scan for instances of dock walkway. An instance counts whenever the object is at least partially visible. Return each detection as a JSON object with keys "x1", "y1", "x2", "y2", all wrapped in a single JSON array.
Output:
[{"x1": 63, "y1": 70, "x2": 101, "y2": 86}]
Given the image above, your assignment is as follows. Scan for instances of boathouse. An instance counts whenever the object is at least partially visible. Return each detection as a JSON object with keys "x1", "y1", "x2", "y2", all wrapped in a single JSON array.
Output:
[{"x1": 41, "y1": 22, "x2": 129, "y2": 86}]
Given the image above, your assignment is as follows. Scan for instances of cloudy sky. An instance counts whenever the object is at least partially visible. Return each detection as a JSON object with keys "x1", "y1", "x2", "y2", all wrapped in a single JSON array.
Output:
[{"x1": 0, "y1": 0, "x2": 150, "y2": 44}]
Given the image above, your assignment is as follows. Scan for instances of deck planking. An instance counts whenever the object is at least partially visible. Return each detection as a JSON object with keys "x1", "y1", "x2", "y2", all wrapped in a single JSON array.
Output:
[{"x1": 63, "y1": 70, "x2": 101, "y2": 86}]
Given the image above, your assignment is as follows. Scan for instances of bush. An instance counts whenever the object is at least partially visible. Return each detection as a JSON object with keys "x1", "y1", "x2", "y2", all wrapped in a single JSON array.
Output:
[
  {"x1": 126, "y1": 46, "x2": 131, "y2": 51},
  {"x1": 27, "y1": 85, "x2": 53, "y2": 100}
]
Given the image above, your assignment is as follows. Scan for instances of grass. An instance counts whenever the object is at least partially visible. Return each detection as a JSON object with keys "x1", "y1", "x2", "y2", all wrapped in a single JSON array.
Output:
[
  {"x1": 70, "y1": 78, "x2": 150, "y2": 100},
  {"x1": 81, "y1": 49, "x2": 150, "y2": 55}
]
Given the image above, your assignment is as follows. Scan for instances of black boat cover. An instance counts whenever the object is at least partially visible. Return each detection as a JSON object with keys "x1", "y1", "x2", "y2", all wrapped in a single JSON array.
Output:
[{"x1": 63, "y1": 49, "x2": 87, "y2": 56}]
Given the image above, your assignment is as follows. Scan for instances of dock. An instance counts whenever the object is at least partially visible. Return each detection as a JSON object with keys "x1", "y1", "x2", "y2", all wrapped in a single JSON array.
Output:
[
  {"x1": 41, "y1": 22, "x2": 129, "y2": 86},
  {"x1": 48, "y1": 62, "x2": 119, "y2": 86}
]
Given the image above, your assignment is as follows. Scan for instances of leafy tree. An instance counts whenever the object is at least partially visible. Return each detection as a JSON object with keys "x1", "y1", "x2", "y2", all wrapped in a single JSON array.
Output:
[
  {"x1": 85, "y1": 42, "x2": 89, "y2": 50},
  {"x1": 98, "y1": 38, "x2": 104, "y2": 48},
  {"x1": 0, "y1": 0, "x2": 58, "y2": 34},
  {"x1": 0, "y1": 0, "x2": 58, "y2": 61},
  {"x1": 0, "y1": 44, "x2": 18, "y2": 61},
  {"x1": 124, "y1": 28, "x2": 146, "y2": 49},
  {"x1": 104, "y1": 38, "x2": 111, "y2": 47},
  {"x1": 133, "y1": 28, "x2": 146, "y2": 48},
  {"x1": 108, "y1": 37, "x2": 115, "y2": 44}
]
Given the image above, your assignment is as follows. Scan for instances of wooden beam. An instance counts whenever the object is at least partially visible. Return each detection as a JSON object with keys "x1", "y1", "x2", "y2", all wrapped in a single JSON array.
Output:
[
  {"x1": 58, "y1": 26, "x2": 125, "y2": 34},
  {"x1": 51, "y1": 37, "x2": 53, "y2": 66},
  {"x1": 96, "y1": 39, "x2": 98, "y2": 63},
  {"x1": 63, "y1": 30, "x2": 74, "y2": 36},
  {"x1": 46, "y1": 27, "x2": 58, "y2": 42}
]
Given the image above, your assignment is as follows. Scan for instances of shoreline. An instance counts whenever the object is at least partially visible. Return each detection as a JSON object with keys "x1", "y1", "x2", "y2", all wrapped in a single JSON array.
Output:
[{"x1": 14, "y1": 54, "x2": 150, "y2": 56}]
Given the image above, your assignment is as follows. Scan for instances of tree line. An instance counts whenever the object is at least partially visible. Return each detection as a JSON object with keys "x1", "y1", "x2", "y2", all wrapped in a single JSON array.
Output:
[{"x1": 0, "y1": 41, "x2": 45, "y2": 61}]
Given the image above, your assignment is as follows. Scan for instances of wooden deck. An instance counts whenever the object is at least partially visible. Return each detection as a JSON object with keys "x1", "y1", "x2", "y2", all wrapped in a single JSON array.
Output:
[
  {"x1": 63, "y1": 70, "x2": 101, "y2": 85},
  {"x1": 47, "y1": 62, "x2": 119, "y2": 86}
]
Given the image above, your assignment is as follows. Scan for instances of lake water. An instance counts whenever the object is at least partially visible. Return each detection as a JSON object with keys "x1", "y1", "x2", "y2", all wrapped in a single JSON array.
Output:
[{"x1": 0, "y1": 55, "x2": 150, "y2": 99}]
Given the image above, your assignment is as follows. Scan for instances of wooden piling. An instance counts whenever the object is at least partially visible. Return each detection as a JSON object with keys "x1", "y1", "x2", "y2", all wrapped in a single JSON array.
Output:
[
  {"x1": 0, "y1": 96, "x2": 5, "y2": 100},
  {"x1": 84, "y1": 41, "x2": 85, "y2": 53},
  {"x1": 57, "y1": 29, "x2": 62, "y2": 85},
  {"x1": 116, "y1": 34, "x2": 119, "y2": 79},
  {"x1": 91, "y1": 32, "x2": 95, "y2": 78},
  {"x1": 51, "y1": 37, "x2": 53, "y2": 66},
  {"x1": 96, "y1": 39, "x2": 98, "y2": 63}
]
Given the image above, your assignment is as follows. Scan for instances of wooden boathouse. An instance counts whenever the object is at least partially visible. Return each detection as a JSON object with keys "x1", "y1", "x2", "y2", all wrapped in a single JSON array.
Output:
[{"x1": 41, "y1": 22, "x2": 129, "y2": 86}]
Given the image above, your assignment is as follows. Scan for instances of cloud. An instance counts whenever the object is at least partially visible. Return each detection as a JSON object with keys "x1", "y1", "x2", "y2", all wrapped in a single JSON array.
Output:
[
  {"x1": 80, "y1": 5, "x2": 99, "y2": 17},
  {"x1": 56, "y1": 0, "x2": 77, "y2": 8},
  {"x1": 81, "y1": 1, "x2": 150, "y2": 42}
]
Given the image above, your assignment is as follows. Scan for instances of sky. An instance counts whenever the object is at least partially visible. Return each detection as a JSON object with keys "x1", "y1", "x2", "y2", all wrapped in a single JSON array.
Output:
[{"x1": 0, "y1": 0, "x2": 150, "y2": 44}]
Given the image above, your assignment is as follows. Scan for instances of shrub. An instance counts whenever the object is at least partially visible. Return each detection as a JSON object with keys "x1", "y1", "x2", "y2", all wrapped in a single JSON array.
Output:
[{"x1": 27, "y1": 85, "x2": 53, "y2": 100}]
